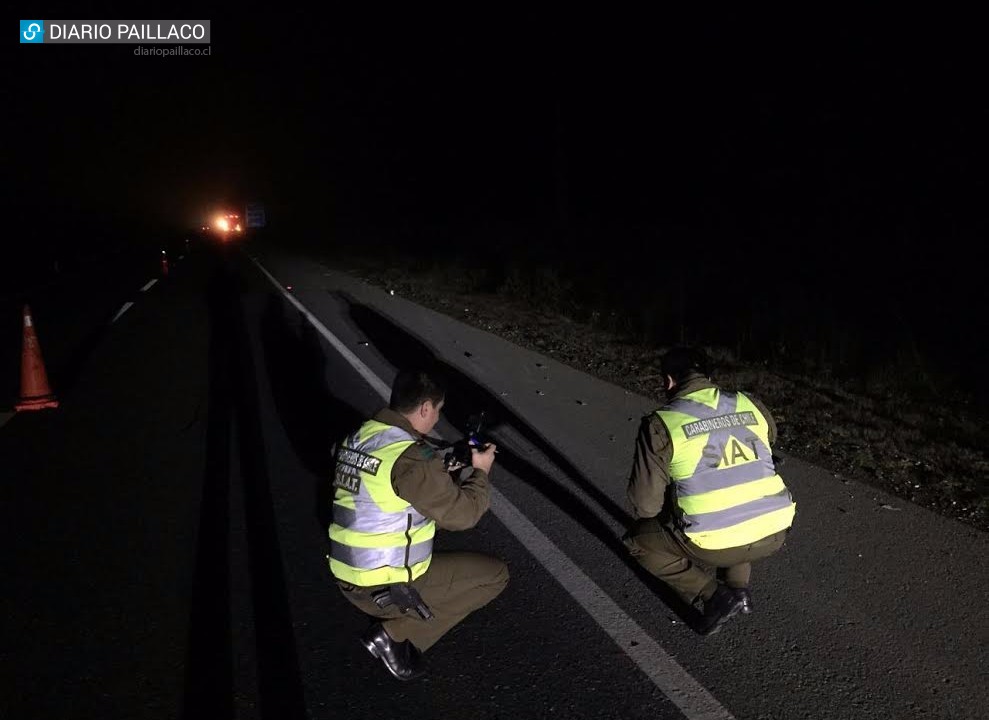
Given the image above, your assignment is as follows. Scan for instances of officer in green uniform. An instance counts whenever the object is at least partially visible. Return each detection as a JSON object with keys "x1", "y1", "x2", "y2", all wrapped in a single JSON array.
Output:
[
  {"x1": 329, "y1": 368, "x2": 508, "y2": 680},
  {"x1": 624, "y1": 347, "x2": 795, "y2": 635}
]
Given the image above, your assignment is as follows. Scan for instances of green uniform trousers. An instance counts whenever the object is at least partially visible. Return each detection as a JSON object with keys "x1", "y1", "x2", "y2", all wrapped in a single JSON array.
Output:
[
  {"x1": 624, "y1": 517, "x2": 787, "y2": 605},
  {"x1": 337, "y1": 551, "x2": 509, "y2": 652}
]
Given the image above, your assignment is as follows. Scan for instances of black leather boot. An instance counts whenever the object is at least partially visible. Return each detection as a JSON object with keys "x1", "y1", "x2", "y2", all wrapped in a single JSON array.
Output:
[
  {"x1": 697, "y1": 585, "x2": 745, "y2": 636},
  {"x1": 360, "y1": 623, "x2": 425, "y2": 681}
]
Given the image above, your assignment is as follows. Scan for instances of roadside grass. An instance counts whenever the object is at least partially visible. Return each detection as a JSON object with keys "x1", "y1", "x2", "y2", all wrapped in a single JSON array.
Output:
[{"x1": 317, "y1": 245, "x2": 988, "y2": 531}]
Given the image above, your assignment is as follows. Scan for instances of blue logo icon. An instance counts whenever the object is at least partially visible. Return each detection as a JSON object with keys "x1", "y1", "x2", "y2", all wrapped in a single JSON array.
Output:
[{"x1": 21, "y1": 20, "x2": 45, "y2": 43}]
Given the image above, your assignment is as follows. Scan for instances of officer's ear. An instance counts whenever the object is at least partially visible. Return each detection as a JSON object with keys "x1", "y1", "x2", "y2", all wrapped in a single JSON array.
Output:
[
  {"x1": 663, "y1": 374, "x2": 676, "y2": 393},
  {"x1": 419, "y1": 400, "x2": 438, "y2": 418}
]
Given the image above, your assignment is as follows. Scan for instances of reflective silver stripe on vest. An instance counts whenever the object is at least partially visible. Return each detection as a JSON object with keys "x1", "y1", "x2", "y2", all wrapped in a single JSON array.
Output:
[
  {"x1": 668, "y1": 391, "x2": 777, "y2": 497},
  {"x1": 672, "y1": 390, "x2": 738, "y2": 421},
  {"x1": 681, "y1": 488, "x2": 793, "y2": 532},
  {"x1": 676, "y1": 458, "x2": 776, "y2": 497},
  {"x1": 362, "y1": 426, "x2": 418, "y2": 454},
  {"x1": 333, "y1": 503, "x2": 432, "y2": 533},
  {"x1": 332, "y1": 504, "x2": 357, "y2": 528},
  {"x1": 330, "y1": 539, "x2": 432, "y2": 570}
]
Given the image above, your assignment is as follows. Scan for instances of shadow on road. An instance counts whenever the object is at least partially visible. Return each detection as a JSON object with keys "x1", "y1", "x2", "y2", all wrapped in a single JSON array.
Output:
[
  {"x1": 260, "y1": 292, "x2": 364, "y2": 530},
  {"x1": 182, "y1": 251, "x2": 237, "y2": 719},
  {"x1": 183, "y1": 248, "x2": 306, "y2": 720},
  {"x1": 338, "y1": 293, "x2": 701, "y2": 627}
]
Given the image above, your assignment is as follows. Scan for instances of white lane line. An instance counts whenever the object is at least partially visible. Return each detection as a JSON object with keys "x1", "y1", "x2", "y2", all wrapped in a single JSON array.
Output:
[
  {"x1": 250, "y1": 258, "x2": 391, "y2": 399},
  {"x1": 0, "y1": 412, "x2": 13, "y2": 429},
  {"x1": 489, "y1": 489, "x2": 731, "y2": 720},
  {"x1": 140, "y1": 279, "x2": 158, "y2": 292},
  {"x1": 111, "y1": 302, "x2": 135, "y2": 324},
  {"x1": 250, "y1": 257, "x2": 734, "y2": 720}
]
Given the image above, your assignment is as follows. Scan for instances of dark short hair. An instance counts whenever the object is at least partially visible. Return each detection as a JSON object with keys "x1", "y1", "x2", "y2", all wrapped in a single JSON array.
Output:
[
  {"x1": 389, "y1": 368, "x2": 446, "y2": 413},
  {"x1": 660, "y1": 346, "x2": 711, "y2": 383}
]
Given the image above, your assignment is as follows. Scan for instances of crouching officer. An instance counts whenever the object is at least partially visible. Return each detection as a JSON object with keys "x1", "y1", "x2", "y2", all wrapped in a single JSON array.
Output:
[
  {"x1": 328, "y1": 368, "x2": 509, "y2": 680},
  {"x1": 624, "y1": 347, "x2": 795, "y2": 635}
]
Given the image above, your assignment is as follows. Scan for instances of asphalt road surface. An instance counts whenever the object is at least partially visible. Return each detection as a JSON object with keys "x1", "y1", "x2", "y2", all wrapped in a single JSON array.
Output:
[{"x1": 2, "y1": 236, "x2": 986, "y2": 720}]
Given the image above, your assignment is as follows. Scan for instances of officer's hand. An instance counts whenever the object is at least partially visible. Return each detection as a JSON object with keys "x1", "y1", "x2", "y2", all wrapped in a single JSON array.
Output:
[{"x1": 470, "y1": 443, "x2": 497, "y2": 474}]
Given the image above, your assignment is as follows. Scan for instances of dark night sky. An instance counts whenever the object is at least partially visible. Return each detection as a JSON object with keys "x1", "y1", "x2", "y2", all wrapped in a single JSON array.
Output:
[
  {"x1": 8, "y1": 8, "x2": 988, "y2": 374},
  {"x1": 11, "y1": 10, "x2": 987, "y2": 236}
]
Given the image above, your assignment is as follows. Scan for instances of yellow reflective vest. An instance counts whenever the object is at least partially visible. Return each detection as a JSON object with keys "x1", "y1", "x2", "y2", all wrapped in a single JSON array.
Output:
[
  {"x1": 656, "y1": 388, "x2": 795, "y2": 550},
  {"x1": 328, "y1": 420, "x2": 435, "y2": 586}
]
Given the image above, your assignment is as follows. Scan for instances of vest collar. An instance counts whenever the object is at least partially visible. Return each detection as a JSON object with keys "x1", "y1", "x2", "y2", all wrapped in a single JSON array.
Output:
[
  {"x1": 373, "y1": 407, "x2": 423, "y2": 439},
  {"x1": 669, "y1": 373, "x2": 717, "y2": 402}
]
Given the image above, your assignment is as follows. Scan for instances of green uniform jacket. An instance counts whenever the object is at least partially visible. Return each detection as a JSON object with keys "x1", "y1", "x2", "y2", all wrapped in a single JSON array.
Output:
[
  {"x1": 370, "y1": 408, "x2": 491, "y2": 531},
  {"x1": 627, "y1": 374, "x2": 778, "y2": 520}
]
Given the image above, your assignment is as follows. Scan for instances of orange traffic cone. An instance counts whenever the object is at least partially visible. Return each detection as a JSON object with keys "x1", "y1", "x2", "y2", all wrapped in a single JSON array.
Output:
[
  {"x1": 15, "y1": 305, "x2": 59, "y2": 411},
  {"x1": 161, "y1": 250, "x2": 169, "y2": 277}
]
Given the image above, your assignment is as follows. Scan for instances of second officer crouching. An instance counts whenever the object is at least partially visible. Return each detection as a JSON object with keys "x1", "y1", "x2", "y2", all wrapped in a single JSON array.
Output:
[
  {"x1": 328, "y1": 368, "x2": 509, "y2": 681},
  {"x1": 624, "y1": 347, "x2": 795, "y2": 635}
]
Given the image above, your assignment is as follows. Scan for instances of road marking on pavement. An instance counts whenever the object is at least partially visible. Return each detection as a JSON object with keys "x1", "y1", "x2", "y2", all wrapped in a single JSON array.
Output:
[
  {"x1": 140, "y1": 279, "x2": 158, "y2": 292},
  {"x1": 251, "y1": 259, "x2": 391, "y2": 399},
  {"x1": 251, "y1": 257, "x2": 735, "y2": 720},
  {"x1": 111, "y1": 302, "x2": 135, "y2": 324},
  {"x1": 0, "y1": 412, "x2": 13, "y2": 429}
]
